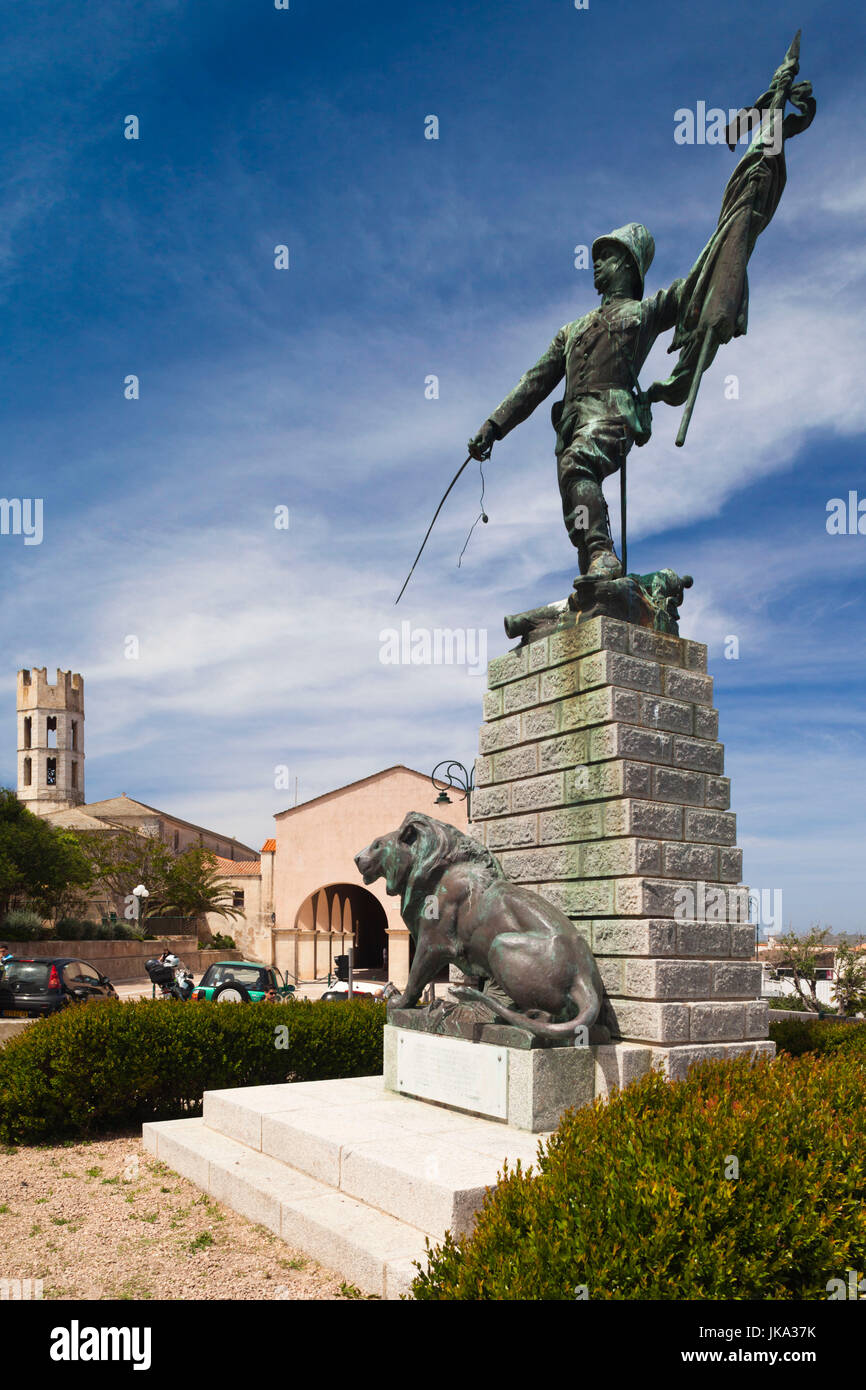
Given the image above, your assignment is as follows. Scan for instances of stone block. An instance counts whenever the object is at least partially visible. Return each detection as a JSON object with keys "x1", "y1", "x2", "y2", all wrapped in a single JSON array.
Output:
[
  {"x1": 478, "y1": 713, "x2": 523, "y2": 754},
  {"x1": 581, "y1": 838, "x2": 661, "y2": 878},
  {"x1": 729, "y1": 925, "x2": 756, "y2": 957},
  {"x1": 474, "y1": 754, "x2": 493, "y2": 787},
  {"x1": 506, "y1": 1046, "x2": 596, "y2": 1131},
  {"x1": 539, "y1": 878, "x2": 616, "y2": 917},
  {"x1": 500, "y1": 844, "x2": 582, "y2": 882},
  {"x1": 503, "y1": 673, "x2": 540, "y2": 713},
  {"x1": 627, "y1": 627, "x2": 684, "y2": 666},
  {"x1": 673, "y1": 735, "x2": 724, "y2": 775},
  {"x1": 620, "y1": 959, "x2": 713, "y2": 1000},
  {"x1": 593, "y1": 1042, "x2": 655, "y2": 1099},
  {"x1": 597, "y1": 956, "x2": 624, "y2": 994},
  {"x1": 468, "y1": 783, "x2": 510, "y2": 820},
  {"x1": 511, "y1": 772, "x2": 566, "y2": 812},
  {"x1": 651, "y1": 765, "x2": 705, "y2": 806},
  {"x1": 681, "y1": 640, "x2": 708, "y2": 673},
  {"x1": 688, "y1": 1002, "x2": 747, "y2": 1042},
  {"x1": 712, "y1": 962, "x2": 763, "y2": 998},
  {"x1": 527, "y1": 637, "x2": 550, "y2": 670},
  {"x1": 607, "y1": 999, "x2": 690, "y2": 1044},
  {"x1": 604, "y1": 799, "x2": 684, "y2": 840},
  {"x1": 591, "y1": 918, "x2": 678, "y2": 957},
  {"x1": 538, "y1": 804, "x2": 603, "y2": 844},
  {"x1": 539, "y1": 661, "x2": 580, "y2": 702},
  {"x1": 745, "y1": 1000, "x2": 769, "y2": 1037},
  {"x1": 482, "y1": 688, "x2": 503, "y2": 720},
  {"x1": 483, "y1": 814, "x2": 539, "y2": 850},
  {"x1": 684, "y1": 808, "x2": 737, "y2": 845},
  {"x1": 548, "y1": 616, "x2": 629, "y2": 665},
  {"x1": 561, "y1": 685, "x2": 641, "y2": 732},
  {"x1": 705, "y1": 776, "x2": 731, "y2": 810},
  {"x1": 662, "y1": 841, "x2": 719, "y2": 880},
  {"x1": 614, "y1": 876, "x2": 705, "y2": 918},
  {"x1": 693, "y1": 706, "x2": 719, "y2": 741},
  {"x1": 718, "y1": 848, "x2": 743, "y2": 882},
  {"x1": 662, "y1": 666, "x2": 713, "y2": 705},
  {"x1": 522, "y1": 704, "x2": 561, "y2": 740},
  {"x1": 589, "y1": 723, "x2": 674, "y2": 765},
  {"x1": 537, "y1": 729, "x2": 590, "y2": 773},
  {"x1": 487, "y1": 648, "x2": 528, "y2": 688},
  {"x1": 638, "y1": 694, "x2": 694, "y2": 735},
  {"x1": 649, "y1": 1038, "x2": 775, "y2": 1080},
  {"x1": 492, "y1": 744, "x2": 538, "y2": 782},
  {"x1": 579, "y1": 649, "x2": 663, "y2": 695},
  {"x1": 676, "y1": 921, "x2": 732, "y2": 957}
]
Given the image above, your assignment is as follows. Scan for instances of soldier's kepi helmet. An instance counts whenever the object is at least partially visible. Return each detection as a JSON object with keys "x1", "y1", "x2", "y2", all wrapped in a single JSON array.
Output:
[{"x1": 591, "y1": 222, "x2": 655, "y2": 298}]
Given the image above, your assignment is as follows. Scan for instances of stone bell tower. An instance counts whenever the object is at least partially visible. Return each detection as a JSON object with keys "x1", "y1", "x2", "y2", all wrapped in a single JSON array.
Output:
[{"x1": 17, "y1": 668, "x2": 85, "y2": 816}]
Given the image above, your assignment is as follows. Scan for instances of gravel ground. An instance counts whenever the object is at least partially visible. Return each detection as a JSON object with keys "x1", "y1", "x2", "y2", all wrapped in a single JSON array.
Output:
[{"x1": 0, "y1": 1132, "x2": 360, "y2": 1301}]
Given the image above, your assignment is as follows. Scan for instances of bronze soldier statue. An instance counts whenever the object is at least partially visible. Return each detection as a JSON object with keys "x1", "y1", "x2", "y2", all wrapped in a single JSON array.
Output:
[
  {"x1": 466, "y1": 34, "x2": 815, "y2": 585},
  {"x1": 469, "y1": 222, "x2": 677, "y2": 580}
]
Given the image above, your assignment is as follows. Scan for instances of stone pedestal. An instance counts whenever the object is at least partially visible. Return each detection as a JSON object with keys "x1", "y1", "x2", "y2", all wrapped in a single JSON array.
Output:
[{"x1": 470, "y1": 614, "x2": 773, "y2": 1081}]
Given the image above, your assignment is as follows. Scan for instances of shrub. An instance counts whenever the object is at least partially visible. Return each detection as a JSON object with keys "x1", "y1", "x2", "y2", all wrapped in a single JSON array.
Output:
[
  {"x1": 112, "y1": 921, "x2": 145, "y2": 942},
  {"x1": 770, "y1": 1015, "x2": 866, "y2": 1057},
  {"x1": 0, "y1": 997, "x2": 385, "y2": 1145},
  {"x1": 207, "y1": 932, "x2": 236, "y2": 950},
  {"x1": 412, "y1": 1051, "x2": 866, "y2": 1300},
  {"x1": 54, "y1": 918, "x2": 102, "y2": 941},
  {"x1": 767, "y1": 994, "x2": 815, "y2": 1011},
  {"x1": 0, "y1": 909, "x2": 47, "y2": 941}
]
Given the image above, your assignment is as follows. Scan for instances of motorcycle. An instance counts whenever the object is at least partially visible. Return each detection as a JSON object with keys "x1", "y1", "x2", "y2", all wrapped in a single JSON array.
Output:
[{"x1": 145, "y1": 956, "x2": 195, "y2": 1002}]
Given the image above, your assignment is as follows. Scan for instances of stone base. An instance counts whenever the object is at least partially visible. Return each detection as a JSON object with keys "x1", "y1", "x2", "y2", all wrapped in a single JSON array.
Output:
[{"x1": 384, "y1": 1025, "x2": 774, "y2": 1131}]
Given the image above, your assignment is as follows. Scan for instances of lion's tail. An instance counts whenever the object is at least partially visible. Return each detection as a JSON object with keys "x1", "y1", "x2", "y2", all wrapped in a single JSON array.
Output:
[{"x1": 454, "y1": 983, "x2": 600, "y2": 1039}]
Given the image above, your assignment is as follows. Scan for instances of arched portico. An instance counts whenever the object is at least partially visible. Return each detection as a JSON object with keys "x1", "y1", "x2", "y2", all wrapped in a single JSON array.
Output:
[{"x1": 287, "y1": 882, "x2": 390, "y2": 981}]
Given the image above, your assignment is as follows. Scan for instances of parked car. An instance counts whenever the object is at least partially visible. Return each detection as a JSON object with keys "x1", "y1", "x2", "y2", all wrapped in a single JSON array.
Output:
[
  {"x1": 192, "y1": 960, "x2": 296, "y2": 1003},
  {"x1": 320, "y1": 979, "x2": 387, "y2": 1002},
  {"x1": 0, "y1": 956, "x2": 119, "y2": 1018}
]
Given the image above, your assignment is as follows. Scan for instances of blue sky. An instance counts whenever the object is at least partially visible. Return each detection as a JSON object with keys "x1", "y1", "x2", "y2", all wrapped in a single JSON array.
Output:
[{"x1": 0, "y1": 0, "x2": 864, "y2": 933}]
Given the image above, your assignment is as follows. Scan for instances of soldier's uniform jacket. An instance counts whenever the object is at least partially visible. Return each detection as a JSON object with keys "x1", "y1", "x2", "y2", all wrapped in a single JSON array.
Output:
[{"x1": 488, "y1": 281, "x2": 684, "y2": 456}]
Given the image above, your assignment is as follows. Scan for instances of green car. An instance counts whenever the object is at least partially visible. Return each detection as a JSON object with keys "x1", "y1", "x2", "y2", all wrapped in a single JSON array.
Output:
[{"x1": 193, "y1": 960, "x2": 296, "y2": 1004}]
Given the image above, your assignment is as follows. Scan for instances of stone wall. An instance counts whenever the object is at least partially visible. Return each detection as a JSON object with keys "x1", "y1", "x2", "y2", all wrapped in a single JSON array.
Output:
[{"x1": 16, "y1": 937, "x2": 241, "y2": 983}]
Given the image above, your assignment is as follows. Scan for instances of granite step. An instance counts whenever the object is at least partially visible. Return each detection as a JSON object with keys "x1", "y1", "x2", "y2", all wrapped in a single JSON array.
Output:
[
  {"x1": 200, "y1": 1074, "x2": 544, "y2": 1236},
  {"x1": 142, "y1": 1113, "x2": 431, "y2": 1299},
  {"x1": 143, "y1": 1075, "x2": 546, "y2": 1298}
]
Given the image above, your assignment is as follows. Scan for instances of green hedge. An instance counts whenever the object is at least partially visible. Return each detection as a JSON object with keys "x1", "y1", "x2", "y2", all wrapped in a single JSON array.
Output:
[
  {"x1": 412, "y1": 1050, "x2": 866, "y2": 1300},
  {"x1": 0, "y1": 998, "x2": 385, "y2": 1145},
  {"x1": 770, "y1": 1015, "x2": 866, "y2": 1057}
]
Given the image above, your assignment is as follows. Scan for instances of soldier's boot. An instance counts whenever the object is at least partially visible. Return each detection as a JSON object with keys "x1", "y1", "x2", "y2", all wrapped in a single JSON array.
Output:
[{"x1": 563, "y1": 476, "x2": 623, "y2": 579}]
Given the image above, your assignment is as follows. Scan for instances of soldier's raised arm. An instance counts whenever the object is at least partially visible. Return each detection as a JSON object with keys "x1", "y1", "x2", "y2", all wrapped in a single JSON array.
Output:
[{"x1": 468, "y1": 325, "x2": 568, "y2": 460}]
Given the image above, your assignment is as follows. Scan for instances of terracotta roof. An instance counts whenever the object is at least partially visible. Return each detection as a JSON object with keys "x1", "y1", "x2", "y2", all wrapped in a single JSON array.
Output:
[
  {"x1": 213, "y1": 856, "x2": 261, "y2": 878},
  {"x1": 261, "y1": 838, "x2": 276, "y2": 853}
]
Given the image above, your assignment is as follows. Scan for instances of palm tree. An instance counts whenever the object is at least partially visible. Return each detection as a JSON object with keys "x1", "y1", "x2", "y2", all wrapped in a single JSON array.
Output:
[{"x1": 151, "y1": 848, "x2": 242, "y2": 922}]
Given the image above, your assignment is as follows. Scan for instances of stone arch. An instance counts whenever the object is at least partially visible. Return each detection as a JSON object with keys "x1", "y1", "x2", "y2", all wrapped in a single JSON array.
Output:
[{"x1": 293, "y1": 882, "x2": 388, "y2": 975}]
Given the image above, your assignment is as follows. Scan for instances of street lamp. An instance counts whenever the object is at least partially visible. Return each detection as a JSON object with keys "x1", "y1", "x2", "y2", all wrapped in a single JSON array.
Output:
[
  {"x1": 131, "y1": 883, "x2": 150, "y2": 930},
  {"x1": 431, "y1": 760, "x2": 475, "y2": 821}
]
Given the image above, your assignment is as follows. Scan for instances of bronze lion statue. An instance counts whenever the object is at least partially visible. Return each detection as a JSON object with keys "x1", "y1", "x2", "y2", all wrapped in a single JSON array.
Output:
[{"x1": 354, "y1": 811, "x2": 606, "y2": 1041}]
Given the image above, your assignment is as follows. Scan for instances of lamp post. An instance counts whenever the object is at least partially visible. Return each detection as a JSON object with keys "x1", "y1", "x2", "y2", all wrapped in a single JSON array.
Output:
[
  {"x1": 131, "y1": 883, "x2": 150, "y2": 931},
  {"x1": 431, "y1": 760, "x2": 475, "y2": 821}
]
